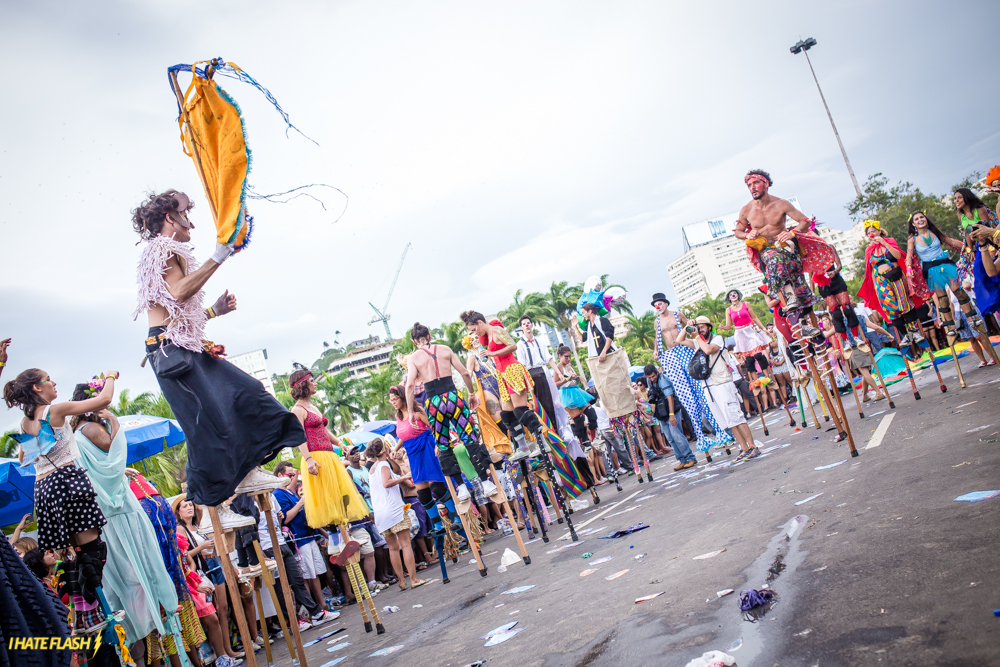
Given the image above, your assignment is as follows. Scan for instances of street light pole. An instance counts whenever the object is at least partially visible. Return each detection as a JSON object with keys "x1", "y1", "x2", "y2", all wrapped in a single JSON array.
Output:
[{"x1": 790, "y1": 38, "x2": 861, "y2": 198}]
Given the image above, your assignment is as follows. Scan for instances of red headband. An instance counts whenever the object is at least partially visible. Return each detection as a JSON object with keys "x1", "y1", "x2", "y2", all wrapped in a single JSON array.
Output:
[
  {"x1": 745, "y1": 174, "x2": 768, "y2": 187},
  {"x1": 292, "y1": 373, "x2": 314, "y2": 387}
]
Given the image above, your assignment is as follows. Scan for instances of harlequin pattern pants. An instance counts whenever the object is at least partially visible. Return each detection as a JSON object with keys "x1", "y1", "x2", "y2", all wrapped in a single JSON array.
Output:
[
  {"x1": 424, "y1": 390, "x2": 492, "y2": 480},
  {"x1": 659, "y1": 346, "x2": 732, "y2": 453}
]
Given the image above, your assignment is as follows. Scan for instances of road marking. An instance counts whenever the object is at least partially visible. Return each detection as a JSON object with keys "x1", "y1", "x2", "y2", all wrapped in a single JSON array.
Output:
[
  {"x1": 865, "y1": 413, "x2": 896, "y2": 450},
  {"x1": 557, "y1": 489, "x2": 645, "y2": 540}
]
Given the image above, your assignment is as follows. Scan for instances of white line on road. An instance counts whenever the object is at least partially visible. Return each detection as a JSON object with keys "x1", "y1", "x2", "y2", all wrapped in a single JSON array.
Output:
[
  {"x1": 557, "y1": 488, "x2": 645, "y2": 540},
  {"x1": 865, "y1": 413, "x2": 896, "y2": 450}
]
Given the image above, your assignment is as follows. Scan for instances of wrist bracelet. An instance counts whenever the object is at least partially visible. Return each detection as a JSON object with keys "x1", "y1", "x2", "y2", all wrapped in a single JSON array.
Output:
[{"x1": 206, "y1": 306, "x2": 217, "y2": 319}]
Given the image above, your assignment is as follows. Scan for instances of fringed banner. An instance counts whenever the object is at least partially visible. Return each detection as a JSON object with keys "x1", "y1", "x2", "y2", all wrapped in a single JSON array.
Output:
[{"x1": 528, "y1": 383, "x2": 587, "y2": 499}]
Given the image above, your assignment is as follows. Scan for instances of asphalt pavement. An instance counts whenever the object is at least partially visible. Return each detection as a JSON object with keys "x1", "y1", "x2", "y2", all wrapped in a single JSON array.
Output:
[{"x1": 260, "y1": 349, "x2": 1000, "y2": 667}]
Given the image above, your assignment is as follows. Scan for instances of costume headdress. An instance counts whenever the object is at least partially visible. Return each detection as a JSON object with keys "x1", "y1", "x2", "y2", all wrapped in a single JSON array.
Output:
[
  {"x1": 986, "y1": 165, "x2": 1000, "y2": 186},
  {"x1": 863, "y1": 219, "x2": 881, "y2": 230}
]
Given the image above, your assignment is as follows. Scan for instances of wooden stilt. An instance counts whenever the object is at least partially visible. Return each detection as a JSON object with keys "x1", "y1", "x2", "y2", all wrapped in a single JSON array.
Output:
[
  {"x1": 251, "y1": 541, "x2": 295, "y2": 661},
  {"x1": 337, "y1": 528, "x2": 373, "y2": 632},
  {"x1": 891, "y1": 328, "x2": 922, "y2": 400},
  {"x1": 349, "y1": 562, "x2": 382, "y2": 634},
  {"x1": 767, "y1": 368, "x2": 797, "y2": 427},
  {"x1": 256, "y1": 493, "x2": 308, "y2": 665},
  {"x1": 252, "y1": 584, "x2": 275, "y2": 667},
  {"x1": 629, "y1": 423, "x2": 654, "y2": 482},
  {"x1": 488, "y1": 464, "x2": 531, "y2": 564},
  {"x1": 750, "y1": 387, "x2": 769, "y2": 436},
  {"x1": 799, "y1": 377, "x2": 820, "y2": 429},
  {"x1": 519, "y1": 460, "x2": 549, "y2": 542},
  {"x1": 443, "y1": 476, "x2": 487, "y2": 577},
  {"x1": 949, "y1": 342, "x2": 967, "y2": 388},
  {"x1": 868, "y1": 351, "x2": 896, "y2": 409},
  {"x1": 796, "y1": 317, "x2": 858, "y2": 456},
  {"x1": 206, "y1": 506, "x2": 259, "y2": 667}
]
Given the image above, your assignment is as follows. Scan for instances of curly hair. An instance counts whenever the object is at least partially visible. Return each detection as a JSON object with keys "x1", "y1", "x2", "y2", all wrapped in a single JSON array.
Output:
[
  {"x1": 458, "y1": 311, "x2": 485, "y2": 326},
  {"x1": 131, "y1": 190, "x2": 189, "y2": 240},
  {"x1": 289, "y1": 369, "x2": 315, "y2": 400},
  {"x1": 746, "y1": 169, "x2": 773, "y2": 186},
  {"x1": 3, "y1": 368, "x2": 47, "y2": 418},
  {"x1": 69, "y1": 384, "x2": 103, "y2": 431},
  {"x1": 388, "y1": 384, "x2": 425, "y2": 421}
]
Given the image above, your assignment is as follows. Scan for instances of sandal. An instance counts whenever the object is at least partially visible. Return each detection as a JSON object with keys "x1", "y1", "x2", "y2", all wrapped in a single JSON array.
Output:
[
  {"x1": 410, "y1": 578, "x2": 430, "y2": 588},
  {"x1": 399, "y1": 582, "x2": 409, "y2": 591},
  {"x1": 416, "y1": 562, "x2": 428, "y2": 571}
]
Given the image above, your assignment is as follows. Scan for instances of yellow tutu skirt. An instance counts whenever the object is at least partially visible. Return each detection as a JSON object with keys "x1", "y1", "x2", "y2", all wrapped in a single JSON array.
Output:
[{"x1": 301, "y1": 450, "x2": 370, "y2": 528}]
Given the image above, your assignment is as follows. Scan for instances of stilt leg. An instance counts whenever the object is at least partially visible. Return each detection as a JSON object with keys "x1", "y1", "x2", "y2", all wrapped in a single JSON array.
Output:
[
  {"x1": 799, "y1": 379, "x2": 819, "y2": 429},
  {"x1": 519, "y1": 462, "x2": 549, "y2": 542},
  {"x1": 257, "y1": 494, "x2": 307, "y2": 665},
  {"x1": 869, "y1": 354, "x2": 896, "y2": 409},
  {"x1": 251, "y1": 541, "x2": 294, "y2": 661},
  {"x1": 924, "y1": 341, "x2": 948, "y2": 393},
  {"x1": 949, "y1": 342, "x2": 967, "y2": 388},
  {"x1": 252, "y1": 584, "x2": 275, "y2": 667},
  {"x1": 891, "y1": 328, "x2": 921, "y2": 400},
  {"x1": 751, "y1": 389, "x2": 769, "y2": 436},
  {"x1": 207, "y1": 506, "x2": 259, "y2": 667},
  {"x1": 443, "y1": 476, "x2": 487, "y2": 577},
  {"x1": 629, "y1": 425, "x2": 654, "y2": 482},
  {"x1": 488, "y1": 465, "x2": 530, "y2": 564},
  {"x1": 339, "y1": 526, "x2": 372, "y2": 632},
  {"x1": 351, "y1": 563, "x2": 383, "y2": 634}
]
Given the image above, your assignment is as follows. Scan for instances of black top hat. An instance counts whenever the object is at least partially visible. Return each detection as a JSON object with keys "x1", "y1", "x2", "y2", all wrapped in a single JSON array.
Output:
[{"x1": 650, "y1": 293, "x2": 670, "y2": 307}]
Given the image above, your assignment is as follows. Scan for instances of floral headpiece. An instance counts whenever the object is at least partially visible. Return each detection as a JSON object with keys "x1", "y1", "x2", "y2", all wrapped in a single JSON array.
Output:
[
  {"x1": 863, "y1": 219, "x2": 881, "y2": 230},
  {"x1": 461, "y1": 335, "x2": 473, "y2": 350}
]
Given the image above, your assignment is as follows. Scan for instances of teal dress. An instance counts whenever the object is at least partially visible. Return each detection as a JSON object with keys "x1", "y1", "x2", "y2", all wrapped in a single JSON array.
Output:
[{"x1": 75, "y1": 422, "x2": 179, "y2": 644}]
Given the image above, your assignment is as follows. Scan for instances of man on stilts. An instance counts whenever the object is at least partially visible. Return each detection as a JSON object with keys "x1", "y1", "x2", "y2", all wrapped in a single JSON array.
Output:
[
  {"x1": 404, "y1": 322, "x2": 499, "y2": 503},
  {"x1": 735, "y1": 169, "x2": 833, "y2": 339},
  {"x1": 652, "y1": 293, "x2": 733, "y2": 462},
  {"x1": 133, "y1": 190, "x2": 302, "y2": 524}
]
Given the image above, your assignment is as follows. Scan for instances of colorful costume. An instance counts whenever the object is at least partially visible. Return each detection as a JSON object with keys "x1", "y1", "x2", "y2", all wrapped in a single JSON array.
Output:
[
  {"x1": 815, "y1": 271, "x2": 863, "y2": 346},
  {"x1": 394, "y1": 416, "x2": 447, "y2": 485},
  {"x1": 728, "y1": 301, "x2": 770, "y2": 357},
  {"x1": 299, "y1": 409, "x2": 369, "y2": 528},
  {"x1": 655, "y1": 316, "x2": 732, "y2": 453},
  {"x1": 468, "y1": 351, "x2": 513, "y2": 454},
  {"x1": 417, "y1": 346, "x2": 493, "y2": 481},
  {"x1": 745, "y1": 232, "x2": 837, "y2": 318},
  {"x1": 857, "y1": 236, "x2": 929, "y2": 333},
  {"x1": 75, "y1": 424, "x2": 179, "y2": 645},
  {"x1": 135, "y1": 236, "x2": 306, "y2": 506}
]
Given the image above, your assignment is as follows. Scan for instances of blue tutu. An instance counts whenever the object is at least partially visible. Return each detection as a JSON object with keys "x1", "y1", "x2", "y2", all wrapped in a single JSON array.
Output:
[
  {"x1": 974, "y1": 246, "x2": 1000, "y2": 316},
  {"x1": 401, "y1": 429, "x2": 446, "y2": 484},
  {"x1": 925, "y1": 261, "x2": 959, "y2": 292},
  {"x1": 560, "y1": 385, "x2": 595, "y2": 409}
]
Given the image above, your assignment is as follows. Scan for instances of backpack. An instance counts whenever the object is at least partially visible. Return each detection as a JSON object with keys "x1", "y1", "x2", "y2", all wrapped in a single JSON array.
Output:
[{"x1": 688, "y1": 347, "x2": 720, "y2": 381}]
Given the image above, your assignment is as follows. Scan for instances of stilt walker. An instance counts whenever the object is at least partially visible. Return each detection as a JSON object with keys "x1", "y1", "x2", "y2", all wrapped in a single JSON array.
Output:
[{"x1": 748, "y1": 379, "x2": 771, "y2": 436}]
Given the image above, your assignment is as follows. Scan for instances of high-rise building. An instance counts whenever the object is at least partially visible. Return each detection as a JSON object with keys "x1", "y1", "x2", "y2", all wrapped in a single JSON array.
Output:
[
  {"x1": 665, "y1": 197, "x2": 859, "y2": 308},
  {"x1": 228, "y1": 349, "x2": 276, "y2": 395}
]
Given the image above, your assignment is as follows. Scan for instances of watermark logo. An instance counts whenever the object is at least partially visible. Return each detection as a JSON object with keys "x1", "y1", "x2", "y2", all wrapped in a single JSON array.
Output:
[{"x1": 8, "y1": 636, "x2": 98, "y2": 652}]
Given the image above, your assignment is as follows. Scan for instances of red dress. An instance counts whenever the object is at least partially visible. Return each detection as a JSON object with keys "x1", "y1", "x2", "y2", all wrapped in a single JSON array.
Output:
[{"x1": 480, "y1": 319, "x2": 531, "y2": 403}]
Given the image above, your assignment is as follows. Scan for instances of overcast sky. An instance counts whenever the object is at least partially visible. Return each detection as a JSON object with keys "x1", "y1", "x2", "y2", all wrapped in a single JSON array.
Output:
[{"x1": 2, "y1": 0, "x2": 998, "y2": 430}]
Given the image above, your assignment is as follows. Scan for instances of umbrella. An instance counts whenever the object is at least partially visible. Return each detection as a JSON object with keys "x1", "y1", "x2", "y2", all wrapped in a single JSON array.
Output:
[
  {"x1": 359, "y1": 420, "x2": 396, "y2": 437},
  {"x1": 117, "y1": 415, "x2": 187, "y2": 465},
  {"x1": 0, "y1": 458, "x2": 36, "y2": 528},
  {"x1": 339, "y1": 430, "x2": 382, "y2": 452},
  {"x1": 629, "y1": 366, "x2": 646, "y2": 382}
]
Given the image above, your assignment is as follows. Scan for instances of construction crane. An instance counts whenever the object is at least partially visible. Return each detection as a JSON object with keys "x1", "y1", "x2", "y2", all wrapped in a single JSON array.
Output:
[{"x1": 368, "y1": 242, "x2": 411, "y2": 340}]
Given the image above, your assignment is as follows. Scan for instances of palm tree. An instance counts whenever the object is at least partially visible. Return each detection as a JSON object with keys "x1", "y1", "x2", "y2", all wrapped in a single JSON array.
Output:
[
  {"x1": 624, "y1": 311, "x2": 656, "y2": 350},
  {"x1": 1, "y1": 430, "x2": 19, "y2": 459},
  {"x1": 108, "y1": 389, "x2": 155, "y2": 417},
  {"x1": 143, "y1": 393, "x2": 176, "y2": 419},
  {"x1": 361, "y1": 364, "x2": 403, "y2": 421},
  {"x1": 433, "y1": 321, "x2": 469, "y2": 356},
  {"x1": 316, "y1": 370, "x2": 367, "y2": 432},
  {"x1": 140, "y1": 444, "x2": 188, "y2": 497},
  {"x1": 275, "y1": 391, "x2": 295, "y2": 409},
  {"x1": 497, "y1": 290, "x2": 554, "y2": 330}
]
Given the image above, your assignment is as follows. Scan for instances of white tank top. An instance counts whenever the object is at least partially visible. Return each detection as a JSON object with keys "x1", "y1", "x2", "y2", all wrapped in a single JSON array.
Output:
[
  {"x1": 369, "y1": 460, "x2": 405, "y2": 535},
  {"x1": 31, "y1": 406, "x2": 80, "y2": 478}
]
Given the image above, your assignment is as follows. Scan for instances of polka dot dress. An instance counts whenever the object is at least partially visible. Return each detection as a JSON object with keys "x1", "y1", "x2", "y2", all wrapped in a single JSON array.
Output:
[{"x1": 34, "y1": 464, "x2": 106, "y2": 551}]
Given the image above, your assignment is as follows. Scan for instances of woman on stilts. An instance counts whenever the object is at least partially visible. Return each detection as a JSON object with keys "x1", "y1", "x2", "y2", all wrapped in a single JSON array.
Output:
[
  {"x1": 552, "y1": 345, "x2": 603, "y2": 502},
  {"x1": 724, "y1": 290, "x2": 774, "y2": 409}
]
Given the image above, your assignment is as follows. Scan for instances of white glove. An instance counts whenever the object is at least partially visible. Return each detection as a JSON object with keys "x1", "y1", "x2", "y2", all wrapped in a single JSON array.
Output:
[{"x1": 210, "y1": 243, "x2": 232, "y2": 265}]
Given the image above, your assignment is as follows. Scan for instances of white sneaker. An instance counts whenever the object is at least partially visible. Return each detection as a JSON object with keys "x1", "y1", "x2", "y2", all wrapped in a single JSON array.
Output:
[
  {"x1": 297, "y1": 619, "x2": 313, "y2": 632},
  {"x1": 615, "y1": 467, "x2": 628, "y2": 475},
  {"x1": 508, "y1": 448, "x2": 529, "y2": 462},
  {"x1": 455, "y1": 484, "x2": 471, "y2": 502},
  {"x1": 200, "y1": 504, "x2": 255, "y2": 536},
  {"x1": 235, "y1": 467, "x2": 285, "y2": 494},
  {"x1": 526, "y1": 440, "x2": 542, "y2": 458},
  {"x1": 480, "y1": 480, "x2": 498, "y2": 497},
  {"x1": 312, "y1": 610, "x2": 340, "y2": 624}
]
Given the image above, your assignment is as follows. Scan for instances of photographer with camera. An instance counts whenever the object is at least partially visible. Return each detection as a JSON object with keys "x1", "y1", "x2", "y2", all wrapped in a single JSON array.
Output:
[{"x1": 642, "y1": 365, "x2": 696, "y2": 471}]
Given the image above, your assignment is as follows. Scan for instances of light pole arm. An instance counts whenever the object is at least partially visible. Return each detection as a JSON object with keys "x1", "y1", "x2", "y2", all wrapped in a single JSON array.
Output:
[{"x1": 802, "y1": 49, "x2": 861, "y2": 198}]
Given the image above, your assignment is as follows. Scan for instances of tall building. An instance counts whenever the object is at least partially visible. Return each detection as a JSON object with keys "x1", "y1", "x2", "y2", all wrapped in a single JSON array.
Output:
[
  {"x1": 228, "y1": 349, "x2": 276, "y2": 395},
  {"x1": 665, "y1": 197, "x2": 859, "y2": 308},
  {"x1": 327, "y1": 339, "x2": 396, "y2": 379}
]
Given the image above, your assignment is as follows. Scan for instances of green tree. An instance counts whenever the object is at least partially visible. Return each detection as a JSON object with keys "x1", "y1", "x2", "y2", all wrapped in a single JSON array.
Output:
[
  {"x1": 316, "y1": 370, "x2": 367, "y2": 432},
  {"x1": 623, "y1": 311, "x2": 656, "y2": 350},
  {"x1": 139, "y1": 444, "x2": 188, "y2": 497},
  {"x1": 108, "y1": 389, "x2": 155, "y2": 417},
  {"x1": 541, "y1": 280, "x2": 587, "y2": 378},
  {"x1": 275, "y1": 391, "x2": 295, "y2": 409},
  {"x1": 1, "y1": 430, "x2": 19, "y2": 458},
  {"x1": 433, "y1": 321, "x2": 469, "y2": 356},
  {"x1": 361, "y1": 364, "x2": 403, "y2": 421},
  {"x1": 498, "y1": 289, "x2": 554, "y2": 329},
  {"x1": 143, "y1": 393, "x2": 175, "y2": 419},
  {"x1": 681, "y1": 292, "x2": 772, "y2": 338}
]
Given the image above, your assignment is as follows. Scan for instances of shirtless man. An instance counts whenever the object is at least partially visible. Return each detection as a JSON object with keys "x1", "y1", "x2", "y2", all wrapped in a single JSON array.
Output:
[
  {"x1": 404, "y1": 322, "x2": 498, "y2": 502},
  {"x1": 651, "y1": 293, "x2": 731, "y2": 459},
  {"x1": 133, "y1": 190, "x2": 299, "y2": 524},
  {"x1": 735, "y1": 170, "x2": 832, "y2": 335}
]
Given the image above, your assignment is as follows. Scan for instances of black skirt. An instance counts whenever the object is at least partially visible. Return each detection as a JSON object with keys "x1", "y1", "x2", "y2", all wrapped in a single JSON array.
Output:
[{"x1": 147, "y1": 328, "x2": 306, "y2": 506}]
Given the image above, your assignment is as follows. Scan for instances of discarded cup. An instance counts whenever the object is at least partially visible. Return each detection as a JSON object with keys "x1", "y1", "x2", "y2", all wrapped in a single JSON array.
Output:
[
  {"x1": 581, "y1": 552, "x2": 594, "y2": 559},
  {"x1": 382, "y1": 605, "x2": 400, "y2": 613}
]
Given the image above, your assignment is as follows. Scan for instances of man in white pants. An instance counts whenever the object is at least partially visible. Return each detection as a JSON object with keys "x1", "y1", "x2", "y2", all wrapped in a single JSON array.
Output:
[{"x1": 677, "y1": 316, "x2": 760, "y2": 460}]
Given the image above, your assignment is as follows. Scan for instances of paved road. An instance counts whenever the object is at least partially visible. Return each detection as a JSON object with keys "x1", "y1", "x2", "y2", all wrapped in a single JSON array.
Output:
[{"x1": 262, "y1": 351, "x2": 1000, "y2": 667}]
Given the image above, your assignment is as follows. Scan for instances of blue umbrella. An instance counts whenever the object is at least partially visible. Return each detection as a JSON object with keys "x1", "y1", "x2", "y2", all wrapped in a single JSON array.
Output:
[
  {"x1": 339, "y1": 429, "x2": 382, "y2": 452},
  {"x1": 117, "y1": 415, "x2": 186, "y2": 465},
  {"x1": 359, "y1": 420, "x2": 396, "y2": 436},
  {"x1": 0, "y1": 458, "x2": 36, "y2": 528},
  {"x1": 629, "y1": 365, "x2": 646, "y2": 382}
]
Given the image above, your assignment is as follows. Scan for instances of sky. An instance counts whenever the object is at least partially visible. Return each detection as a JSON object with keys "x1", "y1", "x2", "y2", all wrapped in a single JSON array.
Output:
[{"x1": 2, "y1": 0, "x2": 998, "y2": 430}]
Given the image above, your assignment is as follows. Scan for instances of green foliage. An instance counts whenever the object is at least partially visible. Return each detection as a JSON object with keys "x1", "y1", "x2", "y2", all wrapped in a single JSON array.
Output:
[
  {"x1": 360, "y1": 363, "x2": 403, "y2": 421},
  {"x1": 1, "y1": 430, "x2": 19, "y2": 459},
  {"x1": 275, "y1": 391, "x2": 295, "y2": 409},
  {"x1": 622, "y1": 338, "x2": 656, "y2": 368},
  {"x1": 433, "y1": 321, "x2": 469, "y2": 356},
  {"x1": 681, "y1": 292, "x2": 772, "y2": 338},
  {"x1": 138, "y1": 443, "x2": 188, "y2": 497},
  {"x1": 497, "y1": 289, "x2": 556, "y2": 329},
  {"x1": 108, "y1": 389, "x2": 156, "y2": 417},
  {"x1": 845, "y1": 171, "x2": 998, "y2": 268},
  {"x1": 623, "y1": 311, "x2": 656, "y2": 350},
  {"x1": 316, "y1": 370, "x2": 367, "y2": 432}
]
